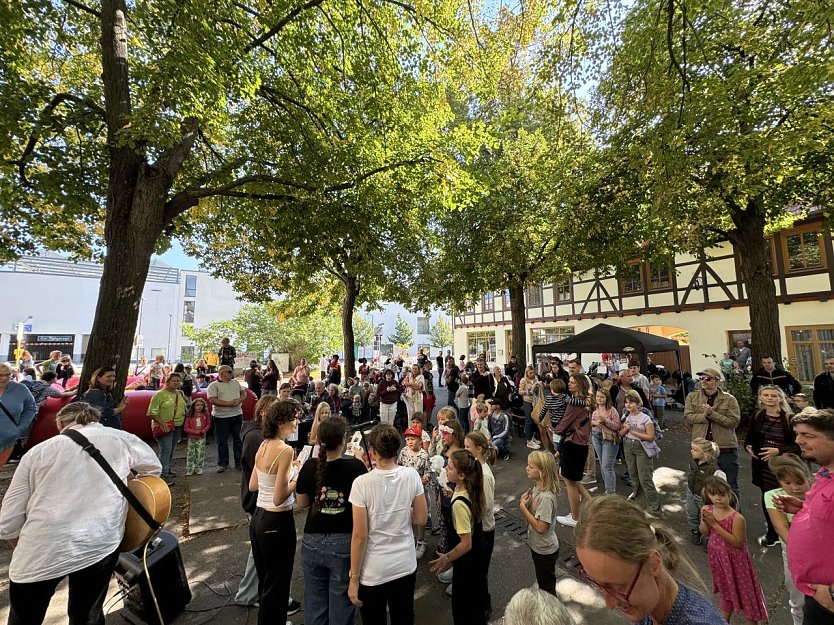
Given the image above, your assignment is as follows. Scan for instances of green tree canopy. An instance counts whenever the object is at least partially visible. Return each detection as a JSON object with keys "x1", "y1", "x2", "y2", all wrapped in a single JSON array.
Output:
[
  {"x1": 428, "y1": 317, "x2": 454, "y2": 349},
  {"x1": 387, "y1": 314, "x2": 414, "y2": 351}
]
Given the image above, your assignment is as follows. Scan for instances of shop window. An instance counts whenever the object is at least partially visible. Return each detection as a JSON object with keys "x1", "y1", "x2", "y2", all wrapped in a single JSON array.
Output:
[{"x1": 467, "y1": 331, "x2": 496, "y2": 362}]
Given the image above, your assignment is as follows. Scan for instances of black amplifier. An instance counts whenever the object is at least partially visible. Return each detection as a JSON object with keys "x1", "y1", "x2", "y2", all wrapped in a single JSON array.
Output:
[{"x1": 115, "y1": 530, "x2": 191, "y2": 625}]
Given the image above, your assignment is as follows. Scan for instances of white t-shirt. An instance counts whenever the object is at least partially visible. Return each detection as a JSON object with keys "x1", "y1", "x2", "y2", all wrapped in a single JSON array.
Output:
[
  {"x1": 482, "y1": 462, "x2": 496, "y2": 532},
  {"x1": 348, "y1": 465, "x2": 424, "y2": 586}
]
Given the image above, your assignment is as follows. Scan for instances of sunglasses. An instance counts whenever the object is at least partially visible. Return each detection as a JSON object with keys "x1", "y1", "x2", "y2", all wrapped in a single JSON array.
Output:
[
  {"x1": 698, "y1": 376, "x2": 715, "y2": 382},
  {"x1": 580, "y1": 560, "x2": 644, "y2": 606}
]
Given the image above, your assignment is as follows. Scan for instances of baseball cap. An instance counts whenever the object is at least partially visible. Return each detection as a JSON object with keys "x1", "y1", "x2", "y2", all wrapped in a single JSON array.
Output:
[
  {"x1": 696, "y1": 368, "x2": 720, "y2": 379},
  {"x1": 404, "y1": 426, "x2": 423, "y2": 438}
]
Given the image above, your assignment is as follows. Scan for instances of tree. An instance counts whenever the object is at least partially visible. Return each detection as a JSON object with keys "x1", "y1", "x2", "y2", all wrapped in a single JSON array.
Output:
[
  {"x1": 428, "y1": 317, "x2": 454, "y2": 350},
  {"x1": 0, "y1": 0, "x2": 466, "y2": 395},
  {"x1": 182, "y1": 322, "x2": 239, "y2": 359},
  {"x1": 353, "y1": 315, "x2": 376, "y2": 356},
  {"x1": 571, "y1": 0, "x2": 834, "y2": 363},
  {"x1": 387, "y1": 314, "x2": 414, "y2": 351}
]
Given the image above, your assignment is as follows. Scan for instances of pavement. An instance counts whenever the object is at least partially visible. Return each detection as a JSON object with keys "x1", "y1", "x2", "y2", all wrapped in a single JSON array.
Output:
[{"x1": 0, "y1": 387, "x2": 792, "y2": 625}]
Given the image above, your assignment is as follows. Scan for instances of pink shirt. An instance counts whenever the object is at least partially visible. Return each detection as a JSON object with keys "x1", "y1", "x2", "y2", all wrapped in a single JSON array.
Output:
[{"x1": 787, "y1": 466, "x2": 834, "y2": 595}]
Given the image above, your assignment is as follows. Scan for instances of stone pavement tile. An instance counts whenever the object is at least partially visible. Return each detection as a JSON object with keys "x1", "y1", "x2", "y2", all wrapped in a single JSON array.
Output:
[{"x1": 187, "y1": 468, "x2": 249, "y2": 536}]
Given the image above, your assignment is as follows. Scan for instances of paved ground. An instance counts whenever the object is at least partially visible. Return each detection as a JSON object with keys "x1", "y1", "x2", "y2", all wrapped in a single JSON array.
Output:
[{"x1": 0, "y1": 388, "x2": 792, "y2": 625}]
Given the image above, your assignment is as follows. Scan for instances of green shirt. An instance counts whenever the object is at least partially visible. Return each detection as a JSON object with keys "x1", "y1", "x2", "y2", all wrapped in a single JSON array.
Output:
[
  {"x1": 147, "y1": 389, "x2": 187, "y2": 426},
  {"x1": 764, "y1": 487, "x2": 794, "y2": 567}
]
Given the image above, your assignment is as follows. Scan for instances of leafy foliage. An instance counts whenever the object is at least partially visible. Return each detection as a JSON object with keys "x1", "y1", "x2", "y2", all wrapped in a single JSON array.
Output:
[
  {"x1": 428, "y1": 317, "x2": 454, "y2": 349},
  {"x1": 387, "y1": 314, "x2": 414, "y2": 350},
  {"x1": 353, "y1": 315, "x2": 376, "y2": 350}
]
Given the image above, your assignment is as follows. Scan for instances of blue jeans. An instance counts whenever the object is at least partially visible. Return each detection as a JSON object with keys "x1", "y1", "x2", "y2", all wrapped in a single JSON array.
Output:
[
  {"x1": 717, "y1": 448, "x2": 740, "y2": 504},
  {"x1": 214, "y1": 414, "x2": 243, "y2": 467},
  {"x1": 685, "y1": 488, "x2": 703, "y2": 535},
  {"x1": 492, "y1": 436, "x2": 509, "y2": 457},
  {"x1": 235, "y1": 546, "x2": 259, "y2": 605},
  {"x1": 156, "y1": 432, "x2": 175, "y2": 478},
  {"x1": 591, "y1": 431, "x2": 618, "y2": 494},
  {"x1": 301, "y1": 533, "x2": 356, "y2": 625}
]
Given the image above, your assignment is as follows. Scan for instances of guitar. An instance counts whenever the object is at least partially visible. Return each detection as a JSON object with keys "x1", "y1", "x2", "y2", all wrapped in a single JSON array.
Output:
[{"x1": 121, "y1": 476, "x2": 172, "y2": 552}]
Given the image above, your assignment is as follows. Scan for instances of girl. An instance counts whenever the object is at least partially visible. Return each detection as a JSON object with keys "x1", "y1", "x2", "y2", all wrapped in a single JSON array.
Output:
[
  {"x1": 686, "y1": 437, "x2": 719, "y2": 544},
  {"x1": 700, "y1": 477, "x2": 769, "y2": 625},
  {"x1": 249, "y1": 399, "x2": 302, "y2": 625},
  {"x1": 554, "y1": 374, "x2": 595, "y2": 527},
  {"x1": 430, "y1": 449, "x2": 486, "y2": 625},
  {"x1": 464, "y1": 432, "x2": 496, "y2": 616},
  {"x1": 436, "y1": 417, "x2": 466, "y2": 587},
  {"x1": 454, "y1": 374, "x2": 472, "y2": 434},
  {"x1": 398, "y1": 426, "x2": 430, "y2": 559},
  {"x1": 591, "y1": 387, "x2": 621, "y2": 495},
  {"x1": 471, "y1": 402, "x2": 490, "y2": 437},
  {"x1": 764, "y1": 455, "x2": 814, "y2": 625},
  {"x1": 618, "y1": 391, "x2": 662, "y2": 516},
  {"x1": 309, "y1": 401, "x2": 332, "y2": 446},
  {"x1": 518, "y1": 366, "x2": 543, "y2": 449},
  {"x1": 430, "y1": 406, "x2": 456, "y2": 458},
  {"x1": 518, "y1": 451, "x2": 560, "y2": 596},
  {"x1": 744, "y1": 385, "x2": 798, "y2": 547},
  {"x1": 541, "y1": 378, "x2": 567, "y2": 453},
  {"x1": 183, "y1": 398, "x2": 212, "y2": 476},
  {"x1": 401, "y1": 364, "x2": 425, "y2": 418}
]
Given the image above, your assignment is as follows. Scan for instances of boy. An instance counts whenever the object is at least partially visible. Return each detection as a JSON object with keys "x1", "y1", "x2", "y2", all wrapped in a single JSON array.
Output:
[
  {"x1": 411, "y1": 413, "x2": 431, "y2": 451},
  {"x1": 398, "y1": 426, "x2": 430, "y2": 558},
  {"x1": 649, "y1": 375, "x2": 667, "y2": 429}
]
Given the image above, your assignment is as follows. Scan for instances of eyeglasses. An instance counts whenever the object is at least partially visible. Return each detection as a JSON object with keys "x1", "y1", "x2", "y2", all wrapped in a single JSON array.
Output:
[
  {"x1": 580, "y1": 560, "x2": 644, "y2": 606},
  {"x1": 698, "y1": 376, "x2": 715, "y2": 382}
]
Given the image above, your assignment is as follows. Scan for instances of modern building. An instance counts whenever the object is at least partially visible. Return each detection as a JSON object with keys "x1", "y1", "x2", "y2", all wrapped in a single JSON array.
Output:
[
  {"x1": 1, "y1": 253, "x2": 244, "y2": 365},
  {"x1": 358, "y1": 305, "x2": 452, "y2": 361},
  {"x1": 453, "y1": 216, "x2": 834, "y2": 384}
]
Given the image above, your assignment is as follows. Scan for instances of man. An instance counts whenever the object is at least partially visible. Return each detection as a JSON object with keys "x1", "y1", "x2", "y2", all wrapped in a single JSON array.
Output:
[
  {"x1": 630, "y1": 362, "x2": 651, "y2": 397},
  {"x1": 609, "y1": 369, "x2": 650, "y2": 414},
  {"x1": 436, "y1": 352, "x2": 444, "y2": 386},
  {"x1": 207, "y1": 365, "x2": 246, "y2": 473},
  {"x1": 444, "y1": 356, "x2": 461, "y2": 407},
  {"x1": 751, "y1": 356, "x2": 802, "y2": 397},
  {"x1": 243, "y1": 360, "x2": 262, "y2": 399},
  {"x1": 416, "y1": 348, "x2": 428, "y2": 369},
  {"x1": 35, "y1": 351, "x2": 62, "y2": 375},
  {"x1": 813, "y1": 357, "x2": 834, "y2": 409},
  {"x1": 505, "y1": 355, "x2": 519, "y2": 383},
  {"x1": 310, "y1": 380, "x2": 336, "y2": 415},
  {"x1": 0, "y1": 401, "x2": 160, "y2": 625},
  {"x1": 567, "y1": 358, "x2": 583, "y2": 376},
  {"x1": 327, "y1": 354, "x2": 341, "y2": 386},
  {"x1": 731, "y1": 339, "x2": 751, "y2": 371},
  {"x1": 218, "y1": 338, "x2": 237, "y2": 369},
  {"x1": 777, "y1": 409, "x2": 834, "y2": 624},
  {"x1": 684, "y1": 368, "x2": 741, "y2": 499}
]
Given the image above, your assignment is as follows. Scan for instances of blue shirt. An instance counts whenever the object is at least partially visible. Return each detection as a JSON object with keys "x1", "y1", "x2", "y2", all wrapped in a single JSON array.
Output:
[
  {"x1": 0, "y1": 381, "x2": 37, "y2": 449},
  {"x1": 637, "y1": 583, "x2": 724, "y2": 625}
]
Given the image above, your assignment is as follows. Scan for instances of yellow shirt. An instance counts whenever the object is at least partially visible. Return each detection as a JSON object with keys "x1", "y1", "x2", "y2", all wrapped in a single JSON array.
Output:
[
  {"x1": 451, "y1": 490, "x2": 473, "y2": 535},
  {"x1": 204, "y1": 353, "x2": 219, "y2": 367},
  {"x1": 147, "y1": 389, "x2": 187, "y2": 427}
]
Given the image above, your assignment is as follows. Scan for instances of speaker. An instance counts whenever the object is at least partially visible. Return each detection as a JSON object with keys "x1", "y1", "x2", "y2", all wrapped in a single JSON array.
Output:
[{"x1": 115, "y1": 530, "x2": 191, "y2": 625}]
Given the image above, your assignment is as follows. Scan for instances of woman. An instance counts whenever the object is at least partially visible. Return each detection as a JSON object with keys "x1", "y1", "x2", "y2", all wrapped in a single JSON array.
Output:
[
  {"x1": 348, "y1": 424, "x2": 427, "y2": 625},
  {"x1": 376, "y1": 369, "x2": 401, "y2": 426},
  {"x1": 262, "y1": 360, "x2": 281, "y2": 396},
  {"x1": 519, "y1": 367, "x2": 543, "y2": 450},
  {"x1": 575, "y1": 495, "x2": 724, "y2": 624},
  {"x1": 249, "y1": 399, "x2": 302, "y2": 625},
  {"x1": 544, "y1": 360, "x2": 569, "y2": 386},
  {"x1": 82, "y1": 367, "x2": 129, "y2": 429},
  {"x1": 0, "y1": 362, "x2": 36, "y2": 466},
  {"x1": 147, "y1": 372, "x2": 187, "y2": 485},
  {"x1": 554, "y1": 374, "x2": 594, "y2": 527},
  {"x1": 134, "y1": 355, "x2": 150, "y2": 378},
  {"x1": 493, "y1": 367, "x2": 512, "y2": 410},
  {"x1": 744, "y1": 385, "x2": 798, "y2": 547},
  {"x1": 309, "y1": 402, "x2": 332, "y2": 446},
  {"x1": 401, "y1": 364, "x2": 425, "y2": 418},
  {"x1": 18, "y1": 350, "x2": 35, "y2": 374},
  {"x1": 297, "y1": 416, "x2": 367, "y2": 625},
  {"x1": 55, "y1": 356, "x2": 75, "y2": 388},
  {"x1": 471, "y1": 361, "x2": 494, "y2": 400},
  {"x1": 591, "y1": 387, "x2": 621, "y2": 495}
]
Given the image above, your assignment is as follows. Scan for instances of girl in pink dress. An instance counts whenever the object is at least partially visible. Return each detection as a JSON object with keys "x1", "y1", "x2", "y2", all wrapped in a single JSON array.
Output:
[{"x1": 700, "y1": 476, "x2": 769, "y2": 624}]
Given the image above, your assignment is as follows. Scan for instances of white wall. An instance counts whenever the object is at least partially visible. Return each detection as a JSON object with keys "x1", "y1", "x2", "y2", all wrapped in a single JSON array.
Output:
[{"x1": 358, "y1": 304, "x2": 452, "y2": 359}]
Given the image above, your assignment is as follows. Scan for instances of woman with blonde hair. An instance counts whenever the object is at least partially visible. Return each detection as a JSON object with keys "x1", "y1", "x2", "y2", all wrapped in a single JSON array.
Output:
[
  {"x1": 309, "y1": 401, "x2": 332, "y2": 446},
  {"x1": 575, "y1": 495, "x2": 724, "y2": 624},
  {"x1": 401, "y1": 364, "x2": 425, "y2": 418},
  {"x1": 518, "y1": 366, "x2": 543, "y2": 449}
]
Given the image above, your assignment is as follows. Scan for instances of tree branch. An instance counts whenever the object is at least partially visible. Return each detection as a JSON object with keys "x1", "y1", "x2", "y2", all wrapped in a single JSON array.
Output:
[
  {"x1": 243, "y1": 0, "x2": 327, "y2": 53},
  {"x1": 63, "y1": 0, "x2": 100, "y2": 17},
  {"x1": 153, "y1": 116, "x2": 199, "y2": 181}
]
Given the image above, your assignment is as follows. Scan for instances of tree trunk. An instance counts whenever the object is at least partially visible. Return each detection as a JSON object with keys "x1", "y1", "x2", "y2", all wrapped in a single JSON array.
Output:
[
  {"x1": 509, "y1": 282, "x2": 528, "y2": 371},
  {"x1": 731, "y1": 201, "x2": 782, "y2": 366},
  {"x1": 341, "y1": 276, "x2": 358, "y2": 378}
]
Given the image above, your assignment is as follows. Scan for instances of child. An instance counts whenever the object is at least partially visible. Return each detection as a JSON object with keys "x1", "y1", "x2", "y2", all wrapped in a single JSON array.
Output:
[
  {"x1": 649, "y1": 375, "x2": 667, "y2": 428},
  {"x1": 541, "y1": 379, "x2": 567, "y2": 453},
  {"x1": 686, "y1": 437, "x2": 719, "y2": 544},
  {"x1": 430, "y1": 407, "x2": 454, "y2": 458},
  {"x1": 764, "y1": 455, "x2": 814, "y2": 625},
  {"x1": 618, "y1": 391, "x2": 662, "y2": 515},
  {"x1": 464, "y1": 432, "x2": 497, "y2": 616},
  {"x1": 351, "y1": 393, "x2": 363, "y2": 422},
  {"x1": 486, "y1": 401, "x2": 511, "y2": 461},
  {"x1": 471, "y1": 401, "x2": 491, "y2": 437},
  {"x1": 454, "y1": 374, "x2": 471, "y2": 434},
  {"x1": 309, "y1": 402, "x2": 331, "y2": 445},
  {"x1": 792, "y1": 393, "x2": 809, "y2": 411},
  {"x1": 399, "y1": 425, "x2": 431, "y2": 559},
  {"x1": 183, "y1": 398, "x2": 212, "y2": 476},
  {"x1": 429, "y1": 449, "x2": 486, "y2": 625},
  {"x1": 411, "y1": 412, "x2": 432, "y2": 451},
  {"x1": 518, "y1": 451, "x2": 560, "y2": 596},
  {"x1": 700, "y1": 476, "x2": 769, "y2": 625}
]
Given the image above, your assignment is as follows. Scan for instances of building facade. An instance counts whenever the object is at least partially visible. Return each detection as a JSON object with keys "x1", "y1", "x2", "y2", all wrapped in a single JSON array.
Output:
[
  {"x1": 358, "y1": 305, "x2": 451, "y2": 361},
  {"x1": 453, "y1": 218, "x2": 834, "y2": 384}
]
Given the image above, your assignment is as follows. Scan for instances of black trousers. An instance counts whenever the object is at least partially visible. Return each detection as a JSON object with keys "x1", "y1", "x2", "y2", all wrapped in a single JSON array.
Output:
[
  {"x1": 358, "y1": 571, "x2": 416, "y2": 625},
  {"x1": 8, "y1": 549, "x2": 119, "y2": 625},
  {"x1": 804, "y1": 596, "x2": 834, "y2": 625},
  {"x1": 530, "y1": 548, "x2": 559, "y2": 596},
  {"x1": 250, "y1": 509, "x2": 295, "y2": 625}
]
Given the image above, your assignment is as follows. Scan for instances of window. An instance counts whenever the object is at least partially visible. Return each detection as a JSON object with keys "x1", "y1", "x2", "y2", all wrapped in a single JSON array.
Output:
[
  {"x1": 184, "y1": 274, "x2": 197, "y2": 298},
  {"x1": 482, "y1": 292, "x2": 494, "y2": 311},
  {"x1": 727, "y1": 330, "x2": 752, "y2": 352},
  {"x1": 621, "y1": 263, "x2": 643, "y2": 294},
  {"x1": 648, "y1": 265, "x2": 672, "y2": 291},
  {"x1": 554, "y1": 279, "x2": 572, "y2": 302},
  {"x1": 782, "y1": 227, "x2": 824, "y2": 272},
  {"x1": 180, "y1": 346, "x2": 196, "y2": 362},
  {"x1": 183, "y1": 300, "x2": 195, "y2": 324},
  {"x1": 526, "y1": 284, "x2": 543, "y2": 306},
  {"x1": 467, "y1": 331, "x2": 496, "y2": 362},
  {"x1": 504, "y1": 290, "x2": 511, "y2": 309},
  {"x1": 786, "y1": 325, "x2": 834, "y2": 384},
  {"x1": 531, "y1": 326, "x2": 575, "y2": 345},
  {"x1": 416, "y1": 316, "x2": 430, "y2": 335}
]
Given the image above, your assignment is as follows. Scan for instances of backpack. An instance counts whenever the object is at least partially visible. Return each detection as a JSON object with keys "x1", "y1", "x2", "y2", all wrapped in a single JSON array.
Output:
[{"x1": 20, "y1": 380, "x2": 51, "y2": 410}]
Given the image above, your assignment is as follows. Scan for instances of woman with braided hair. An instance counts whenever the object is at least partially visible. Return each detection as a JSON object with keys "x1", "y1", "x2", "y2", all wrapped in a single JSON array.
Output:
[{"x1": 296, "y1": 416, "x2": 367, "y2": 625}]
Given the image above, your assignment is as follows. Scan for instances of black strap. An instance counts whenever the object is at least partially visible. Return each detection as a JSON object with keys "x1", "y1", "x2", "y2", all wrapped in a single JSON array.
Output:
[
  {"x1": 0, "y1": 400, "x2": 19, "y2": 426},
  {"x1": 62, "y1": 428, "x2": 161, "y2": 532}
]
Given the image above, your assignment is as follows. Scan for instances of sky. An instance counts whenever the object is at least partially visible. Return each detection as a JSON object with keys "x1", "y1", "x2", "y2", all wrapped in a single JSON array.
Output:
[{"x1": 157, "y1": 241, "x2": 201, "y2": 270}]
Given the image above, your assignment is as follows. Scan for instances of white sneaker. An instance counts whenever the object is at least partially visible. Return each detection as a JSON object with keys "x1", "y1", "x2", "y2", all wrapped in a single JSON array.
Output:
[
  {"x1": 185, "y1": 470, "x2": 194, "y2": 476},
  {"x1": 580, "y1": 475, "x2": 597, "y2": 485},
  {"x1": 196, "y1": 468, "x2": 203, "y2": 475},
  {"x1": 437, "y1": 567, "x2": 453, "y2": 583},
  {"x1": 526, "y1": 439, "x2": 541, "y2": 449},
  {"x1": 415, "y1": 541, "x2": 427, "y2": 559},
  {"x1": 556, "y1": 514, "x2": 577, "y2": 527},
  {"x1": 627, "y1": 492, "x2": 637, "y2": 501},
  {"x1": 446, "y1": 583, "x2": 453, "y2": 596}
]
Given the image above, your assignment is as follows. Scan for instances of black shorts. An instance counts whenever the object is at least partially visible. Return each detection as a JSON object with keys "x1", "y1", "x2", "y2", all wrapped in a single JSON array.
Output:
[{"x1": 560, "y1": 440, "x2": 589, "y2": 482}]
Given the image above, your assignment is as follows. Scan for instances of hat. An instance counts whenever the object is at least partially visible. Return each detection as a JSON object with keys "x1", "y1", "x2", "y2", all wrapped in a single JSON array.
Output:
[
  {"x1": 696, "y1": 368, "x2": 720, "y2": 379},
  {"x1": 486, "y1": 398, "x2": 500, "y2": 406},
  {"x1": 404, "y1": 426, "x2": 423, "y2": 438},
  {"x1": 184, "y1": 364, "x2": 192, "y2": 369}
]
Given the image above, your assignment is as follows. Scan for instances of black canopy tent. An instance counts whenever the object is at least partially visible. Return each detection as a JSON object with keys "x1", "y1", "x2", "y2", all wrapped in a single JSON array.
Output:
[{"x1": 531, "y1": 323, "x2": 683, "y2": 375}]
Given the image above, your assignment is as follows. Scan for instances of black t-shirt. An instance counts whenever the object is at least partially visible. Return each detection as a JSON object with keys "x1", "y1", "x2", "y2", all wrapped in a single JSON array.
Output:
[{"x1": 296, "y1": 456, "x2": 367, "y2": 534}]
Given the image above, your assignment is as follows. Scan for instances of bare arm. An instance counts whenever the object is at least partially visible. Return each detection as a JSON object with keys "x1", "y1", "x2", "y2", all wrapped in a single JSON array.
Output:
[{"x1": 348, "y1": 505, "x2": 368, "y2": 606}]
